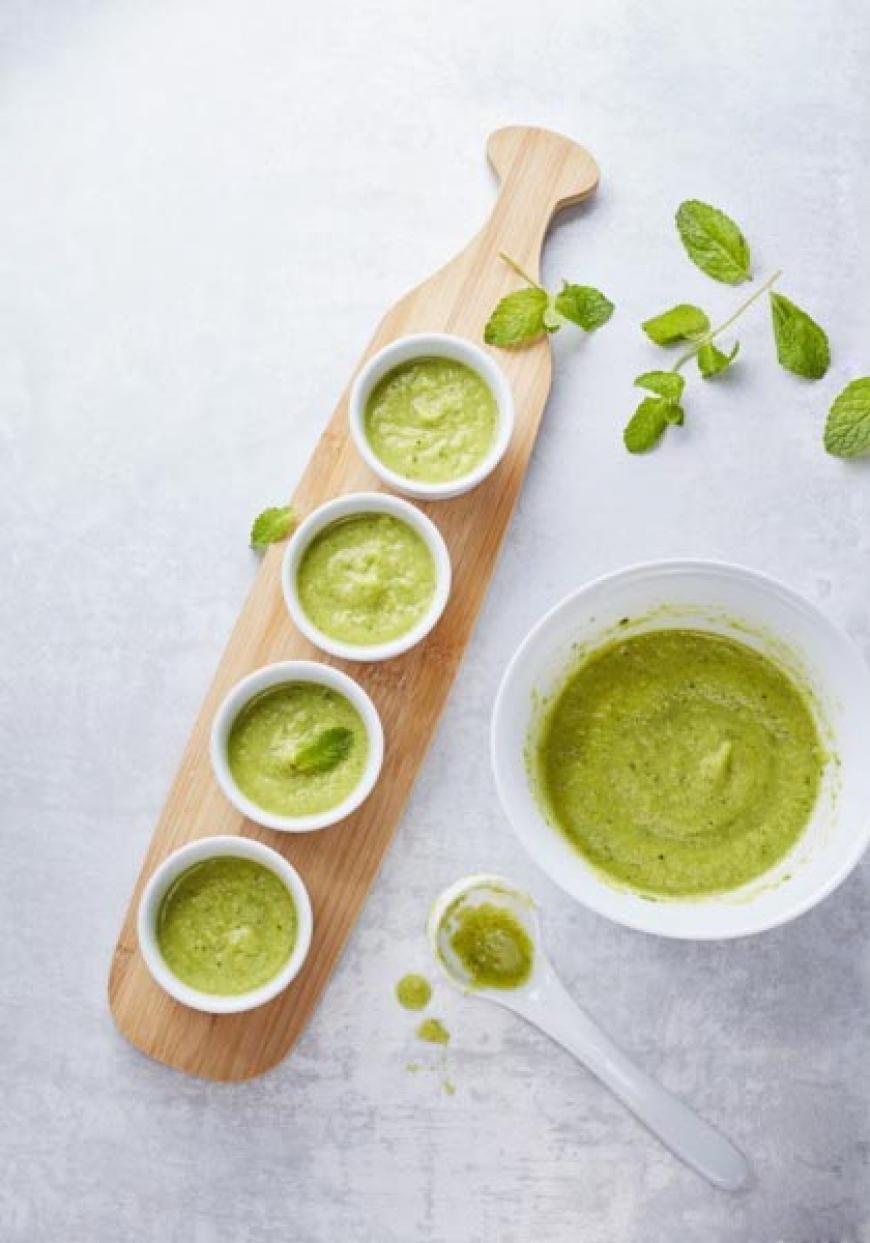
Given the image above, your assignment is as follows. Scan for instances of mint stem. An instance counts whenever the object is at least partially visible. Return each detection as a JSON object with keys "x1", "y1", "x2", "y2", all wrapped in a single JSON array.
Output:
[
  {"x1": 498, "y1": 251, "x2": 545, "y2": 292},
  {"x1": 672, "y1": 269, "x2": 783, "y2": 372}
]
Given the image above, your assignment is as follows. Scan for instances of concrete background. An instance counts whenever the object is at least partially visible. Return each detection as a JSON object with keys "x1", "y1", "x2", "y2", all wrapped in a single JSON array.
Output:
[{"x1": 2, "y1": 1, "x2": 869, "y2": 1239}]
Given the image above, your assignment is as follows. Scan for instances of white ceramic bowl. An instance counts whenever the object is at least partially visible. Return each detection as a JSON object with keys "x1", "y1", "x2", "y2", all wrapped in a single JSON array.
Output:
[
  {"x1": 348, "y1": 332, "x2": 515, "y2": 500},
  {"x1": 492, "y1": 560, "x2": 870, "y2": 940},
  {"x1": 210, "y1": 660, "x2": 384, "y2": 832},
  {"x1": 282, "y1": 492, "x2": 452, "y2": 662},
  {"x1": 137, "y1": 834, "x2": 313, "y2": 1014}
]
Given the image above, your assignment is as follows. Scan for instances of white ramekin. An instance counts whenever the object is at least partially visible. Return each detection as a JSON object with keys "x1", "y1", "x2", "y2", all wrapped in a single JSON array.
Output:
[
  {"x1": 137, "y1": 834, "x2": 313, "y2": 1014},
  {"x1": 210, "y1": 660, "x2": 384, "y2": 832},
  {"x1": 347, "y1": 332, "x2": 515, "y2": 501},
  {"x1": 282, "y1": 492, "x2": 452, "y2": 662},
  {"x1": 491, "y1": 559, "x2": 870, "y2": 941}
]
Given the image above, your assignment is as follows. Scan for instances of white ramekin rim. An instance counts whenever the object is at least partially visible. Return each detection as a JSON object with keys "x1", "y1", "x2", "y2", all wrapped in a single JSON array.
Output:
[
  {"x1": 491, "y1": 557, "x2": 870, "y2": 941},
  {"x1": 209, "y1": 659, "x2": 385, "y2": 832},
  {"x1": 347, "y1": 332, "x2": 514, "y2": 501},
  {"x1": 137, "y1": 834, "x2": 314, "y2": 1014},
  {"x1": 282, "y1": 491, "x2": 452, "y2": 662}
]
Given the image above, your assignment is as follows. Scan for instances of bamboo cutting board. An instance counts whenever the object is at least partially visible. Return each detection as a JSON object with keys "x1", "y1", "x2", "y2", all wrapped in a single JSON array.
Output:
[{"x1": 109, "y1": 125, "x2": 599, "y2": 1080}]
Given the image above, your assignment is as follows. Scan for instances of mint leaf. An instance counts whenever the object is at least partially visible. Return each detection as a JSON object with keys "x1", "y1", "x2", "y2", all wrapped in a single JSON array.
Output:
[
  {"x1": 291, "y1": 727, "x2": 354, "y2": 775},
  {"x1": 697, "y1": 340, "x2": 740, "y2": 379},
  {"x1": 484, "y1": 287, "x2": 548, "y2": 346},
  {"x1": 250, "y1": 505, "x2": 295, "y2": 550},
  {"x1": 554, "y1": 283, "x2": 614, "y2": 331},
  {"x1": 823, "y1": 378, "x2": 870, "y2": 458},
  {"x1": 769, "y1": 292, "x2": 830, "y2": 379},
  {"x1": 675, "y1": 200, "x2": 751, "y2": 284},
  {"x1": 634, "y1": 370, "x2": 685, "y2": 401},
  {"x1": 642, "y1": 304, "x2": 710, "y2": 345},
  {"x1": 624, "y1": 397, "x2": 681, "y2": 453}
]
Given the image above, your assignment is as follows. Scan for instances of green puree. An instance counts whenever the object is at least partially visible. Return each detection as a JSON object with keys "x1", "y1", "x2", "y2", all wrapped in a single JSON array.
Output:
[
  {"x1": 297, "y1": 513, "x2": 436, "y2": 646},
  {"x1": 537, "y1": 629, "x2": 824, "y2": 897},
  {"x1": 157, "y1": 857, "x2": 296, "y2": 995},
  {"x1": 416, "y1": 1018, "x2": 450, "y2": 1045},
  {"x1": 449, "y1": 902, "x2": 534, "y2": 989},
  {"x1": 228, "y1": 681, "x2": 367, "y2": 816},
  {"x1": 396, "y1": 973, "x2": 432, "y2": 1011},
  {"x1": 364, "y1": 356, "x2": 497, "y2": 483}
]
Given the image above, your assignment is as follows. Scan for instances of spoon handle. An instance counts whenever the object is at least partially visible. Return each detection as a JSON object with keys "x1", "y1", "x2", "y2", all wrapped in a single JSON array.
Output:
[{"x1": 518, "y1": 976, "x2": 750, "y2": 1191}]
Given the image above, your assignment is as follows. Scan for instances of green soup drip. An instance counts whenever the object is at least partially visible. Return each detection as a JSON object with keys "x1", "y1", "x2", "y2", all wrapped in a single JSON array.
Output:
[
  {"x1": 449, "y1": 902, "x2": 534, "y2": 989},
  {"x1": 364, "y1": 356, "x2": 497, "y2": 484},
  {"x1": 227, "y1": 681, "x2": 368, "y2": 817},
  {"x1": 296, "y1": 513, "x2": 437, "y2": 646},
  {"x1": 395, "y1": 973, "x2": 432, "y2": 1011},
  {"x1": 536, "y1": 628, "x2": 825, "y2": 898},
  {"x1": 416, "y1": 1018, "x2": 450, "y2": 1046},
  {"x1": 157, "y1": 857, "x2": 297, "y2": 995}
]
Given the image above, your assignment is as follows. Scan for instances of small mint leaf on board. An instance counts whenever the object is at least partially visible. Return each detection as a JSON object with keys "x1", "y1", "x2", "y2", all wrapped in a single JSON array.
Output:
[
  {"x1": 554, "y1": 283, "x2": 615, "y2": 331},
  {"x1": 769, "y1": 292, "x2": 830, "y2": 379},
  {"x1": 250, "y1": 505, "x2": 296, "y2": 550},
  {"x1": 634, "y1": 370, "x2": 685, "y2": 401},
  {"x1": 624, "y1": 397, "x2": 682, "y2": 453},
  {"x1": 291, "y1": 727, "x2": 354, "y2": 775},
  {"x1": 697, "y1": 340, "x2": 740, "y2": 379},
  {"x1": 823, "y1": 378, "x2": 870, "y2": 458},
  {"x1": 484, "y1": 287, "x2": 549, "y2": 346},
  {"x1": 642, "y1": 304, "x2": 710, "y2": 345},
  {"x1": 675, "y1": 200, "x2": 751, "y2": 285}
]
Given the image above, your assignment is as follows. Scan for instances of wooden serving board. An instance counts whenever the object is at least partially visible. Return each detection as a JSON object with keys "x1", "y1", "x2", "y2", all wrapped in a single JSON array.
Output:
[{"x1": 108, "y1": 126, "x2": 599, "y2": 1080}]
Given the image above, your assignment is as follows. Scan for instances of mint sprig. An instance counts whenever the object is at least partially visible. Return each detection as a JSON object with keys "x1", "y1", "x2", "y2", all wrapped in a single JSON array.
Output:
[
  {"x1": 626, "y1": 196, "x2": 835, "y2": 453},
  {"x1": 484, "y1": 254, "x2": 613, "y2": 348},
  {"x1": 625, "y1": 271, "x2": 778, "y2": 453}
]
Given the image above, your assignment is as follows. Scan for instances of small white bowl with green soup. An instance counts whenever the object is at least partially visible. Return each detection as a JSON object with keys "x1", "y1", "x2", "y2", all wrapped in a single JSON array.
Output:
[
  {"x1": 137, "y1": 835, "x2": 313, "y2": 1014},
  {"x1": 492, "y1": 561, "x2": 870, "y2": 940},
  {"x1": 348, "y1": 333, "x2": 514, "y2": 500},
  {"x1": 211, "y1": 661, "x2": 384, "y2": 832},
  {"x1": 283, "y1": 492, "x2": 451, "y2": 662}
]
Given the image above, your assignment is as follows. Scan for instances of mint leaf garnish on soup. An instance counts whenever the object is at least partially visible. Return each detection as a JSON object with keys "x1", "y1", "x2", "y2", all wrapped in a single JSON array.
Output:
[{"x1": 291, "y1": 727, "x2": 355, "y2": 775}]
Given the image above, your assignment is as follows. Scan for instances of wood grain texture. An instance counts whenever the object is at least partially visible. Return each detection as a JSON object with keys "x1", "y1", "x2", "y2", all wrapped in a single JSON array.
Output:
[{"x1": 108, "y1": 125, "x2": 599, "y2": 1081}]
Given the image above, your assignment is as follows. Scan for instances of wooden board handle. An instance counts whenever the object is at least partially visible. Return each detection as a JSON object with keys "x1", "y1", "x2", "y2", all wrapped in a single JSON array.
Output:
[{"x1": 484, "y1": 126, "x2": 600, "y2": 274}]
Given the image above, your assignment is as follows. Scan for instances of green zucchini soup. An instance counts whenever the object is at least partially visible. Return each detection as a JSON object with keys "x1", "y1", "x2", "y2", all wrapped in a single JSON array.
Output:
[
  {"x1": 227, "y1": 681, "x2": 368, "y2": 817},
  {"x1": 157, "y1": 856, "x2": 297, "y2": 995},
  {"x1": 296, "y1": 512, "x2": 437, "y2": 646},
  {"x1": 448, "y1": 901, "x2": 534, "y2": 989},
  {"x1": 364, "y1": 356, "x2": 497, "y2": 484},
  {"x1": 534, "y1": 629, "x2": 825, "y2": 898}
]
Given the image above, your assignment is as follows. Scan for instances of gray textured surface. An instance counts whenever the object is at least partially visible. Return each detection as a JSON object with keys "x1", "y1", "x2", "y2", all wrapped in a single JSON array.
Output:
[{"x1": 2, "y1": 1, "x2": 870, "y2": 1239}]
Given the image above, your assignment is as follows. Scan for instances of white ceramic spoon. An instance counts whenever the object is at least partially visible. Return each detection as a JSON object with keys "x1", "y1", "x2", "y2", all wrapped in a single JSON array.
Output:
[{"x1": 428, "y1": 874, "x2": 751, "y2": 1192}]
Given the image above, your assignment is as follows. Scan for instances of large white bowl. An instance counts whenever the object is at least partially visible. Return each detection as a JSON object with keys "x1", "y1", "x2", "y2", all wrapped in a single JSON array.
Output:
[
  {"x1": 348, "y1": 332, "x2": 515, "y2": 501},
  {"x1": 491, "y1": 560, "x2": 870, "y2": 940}
]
